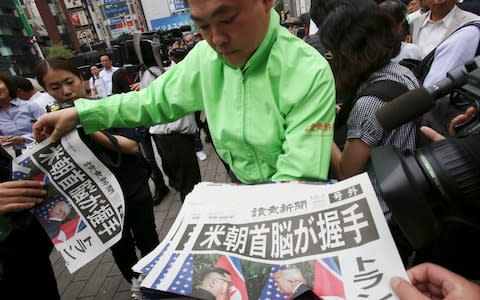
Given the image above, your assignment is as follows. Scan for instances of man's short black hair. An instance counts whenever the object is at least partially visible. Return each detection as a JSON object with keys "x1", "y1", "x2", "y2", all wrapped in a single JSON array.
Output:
[
  {"x1": 10, "y1": 75, "x2": 34, "y2": 92},
  {"x1": 100, "y1": 53, "x2": 112, "y2": 61},
  {"x1": 201, "y1": 267, "x2": 231, "y2": 280}
]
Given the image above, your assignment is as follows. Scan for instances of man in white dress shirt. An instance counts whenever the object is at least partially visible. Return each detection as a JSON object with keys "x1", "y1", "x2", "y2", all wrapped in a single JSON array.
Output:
[
  {"x1": 99, "y1": 53, "x2": 119, "y2": 96},
  {"x1": 11, "y1": 75, "x2": 54, "y2": 112},
  {"x1": 410, "y1": 0, "x2": 478, "y2": 57}
]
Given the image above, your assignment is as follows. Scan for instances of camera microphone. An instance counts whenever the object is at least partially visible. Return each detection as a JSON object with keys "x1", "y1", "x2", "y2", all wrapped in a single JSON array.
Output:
[
  {"x1": 375, "y1": 63, "x2": 471, "y2": 131},
  {"x1": 375, "y1": 87, "x2": 434, "y2": 131}
]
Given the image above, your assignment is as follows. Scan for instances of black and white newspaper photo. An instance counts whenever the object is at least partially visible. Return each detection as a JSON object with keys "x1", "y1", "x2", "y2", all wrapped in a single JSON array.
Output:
[
  {"x1": 12, "y1": 129, "x2": 125, "y2": 273},
  {"x1": 135, "y1": 174, "x2": 408, "y2": 299}
]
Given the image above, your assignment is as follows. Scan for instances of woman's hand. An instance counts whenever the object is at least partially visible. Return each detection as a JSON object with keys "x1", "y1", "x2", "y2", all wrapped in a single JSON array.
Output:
[
  {"x1": 0, "y1": 180, "x2": 46, "y2": 214},
  {"x1": 6, "y1": 136, "x2": 25, "y2": 145}
]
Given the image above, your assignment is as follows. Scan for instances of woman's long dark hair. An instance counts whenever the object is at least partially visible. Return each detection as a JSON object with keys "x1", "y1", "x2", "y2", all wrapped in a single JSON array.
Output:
[
  {"x1": 34, "y1": 56, "x2": 83, "y2": 89},
  {"x1": 319, "y1": 0, "x2": 401, "y2": 98},
  {"x1": 0, "y1": 73, "x2": 16, "y2": 99}
]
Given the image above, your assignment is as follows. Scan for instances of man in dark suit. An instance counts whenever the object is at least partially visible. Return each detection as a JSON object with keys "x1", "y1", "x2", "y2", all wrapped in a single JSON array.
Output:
[
  {"x1": 192, "y1": 268, "x2": 231, "y2": 300},
  {"x1": 274, "y1": 268, "x2": 312, "y2": 299},
  {"x1": 38, "y1": 200, "x2": 72, "y2": 239}
]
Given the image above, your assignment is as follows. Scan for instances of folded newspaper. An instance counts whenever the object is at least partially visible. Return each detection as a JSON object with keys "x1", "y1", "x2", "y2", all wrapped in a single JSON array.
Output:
[
  {"x1": 133, "y1": 173, "x2": 408, "y2": 300},
  {"x1": 12, "y1": 129, "x2": 125, "y2": 273}
]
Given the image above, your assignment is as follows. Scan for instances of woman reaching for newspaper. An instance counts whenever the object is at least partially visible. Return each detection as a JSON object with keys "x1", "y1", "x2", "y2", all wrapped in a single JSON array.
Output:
[
  {"x1": 0, "y1": 147, "x2": 61, "y2": 299},
  {"x1": 34, "y1": 56, "x2": 159, "y2": 283}
]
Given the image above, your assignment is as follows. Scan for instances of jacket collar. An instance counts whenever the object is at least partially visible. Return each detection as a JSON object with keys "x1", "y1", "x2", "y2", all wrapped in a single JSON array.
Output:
[{"x1": 242, "y1": 9, "x2": 279, "y2": 74}]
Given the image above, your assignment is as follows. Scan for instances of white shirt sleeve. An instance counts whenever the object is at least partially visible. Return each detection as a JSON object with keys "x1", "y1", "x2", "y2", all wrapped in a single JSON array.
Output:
[{"x1": 423, "y1": 25, "x2": 480, "y2": 87}]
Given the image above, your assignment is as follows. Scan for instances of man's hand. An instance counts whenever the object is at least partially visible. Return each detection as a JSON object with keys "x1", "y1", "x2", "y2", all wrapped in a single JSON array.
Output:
[
  {"x1": 391, "y1": 263, "x2": 480, "y2": 300},
  {"x1": 32, "y1": 107, "x2": 80, "y2": 143},
  {"x1": 448, "y1": 106, "x2": 477, "y2": 136},
  {"x1": 0, "y1": 180, "x2": 46, "y2": 214},
  {"x1": 420, "y1": 126, "x2": 446, "y2": 142},
  {"x1": 421, "y1": 106, "x2": 477, "y2": 142},
  {"x1": 129, "y1": 82, "x2": 141, "y2": 91}
]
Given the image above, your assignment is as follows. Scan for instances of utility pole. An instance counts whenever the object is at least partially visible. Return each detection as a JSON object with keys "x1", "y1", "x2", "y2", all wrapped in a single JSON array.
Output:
[{"x1": 13, "y1": 0, "x2": 44, "y2": 59}]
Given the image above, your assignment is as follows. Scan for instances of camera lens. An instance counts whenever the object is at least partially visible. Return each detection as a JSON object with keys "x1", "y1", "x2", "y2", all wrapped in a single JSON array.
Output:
[{"x1": 369, "y1": 134, "x2": 480, "y2": 277}]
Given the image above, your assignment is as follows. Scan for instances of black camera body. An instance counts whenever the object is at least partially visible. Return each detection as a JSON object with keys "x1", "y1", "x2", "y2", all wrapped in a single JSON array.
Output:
[
  {"x1": 46, "y1": 101, "x2": 75, "y2": 113},
  {"x1": 111, "y1": 27, "x2": 191, "y2": 69},
  {"x1": 368, "y1": 57, "x2": 480, "y2": 278},
  {"x1": 454, "y1": 62, "x2": 480, "y2": 137}
]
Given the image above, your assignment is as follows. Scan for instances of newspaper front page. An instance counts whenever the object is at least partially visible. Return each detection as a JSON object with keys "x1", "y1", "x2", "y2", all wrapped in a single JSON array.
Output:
[
  {"x1": 12, "y1": 129, "x2": 124, "y2": 273},
  {"x1": 135, "y1": 174, "x2": 408, "y2": 300}
]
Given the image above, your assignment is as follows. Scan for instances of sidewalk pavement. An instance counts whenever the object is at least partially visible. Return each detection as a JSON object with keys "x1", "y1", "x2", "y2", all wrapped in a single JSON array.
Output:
[{"x1": 51, "y1": 140, "x2": 230, "y2": 299}]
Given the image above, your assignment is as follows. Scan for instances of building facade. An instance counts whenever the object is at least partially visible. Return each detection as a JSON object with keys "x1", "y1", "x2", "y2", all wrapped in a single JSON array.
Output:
[
  {"x1": 0, "y1": 0, "x2": 38, "y2": 76},
  {"x1": 141, "y1": 0, "x2": 191, "y2": 32}
]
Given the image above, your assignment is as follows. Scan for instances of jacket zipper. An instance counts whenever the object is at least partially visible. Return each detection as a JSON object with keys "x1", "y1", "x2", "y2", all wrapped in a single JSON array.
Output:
[{"x1": 240, "y1": 70, "x2": 265, "y2": 181}]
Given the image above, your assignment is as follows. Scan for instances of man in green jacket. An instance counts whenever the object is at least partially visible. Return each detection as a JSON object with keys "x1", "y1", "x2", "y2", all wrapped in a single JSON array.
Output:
[{"x1": 33, "y1": 0, "x2": 336, "y2": 184}]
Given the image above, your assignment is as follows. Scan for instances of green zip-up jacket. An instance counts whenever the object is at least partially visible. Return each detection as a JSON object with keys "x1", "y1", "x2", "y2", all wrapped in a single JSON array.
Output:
[{"x1": 76, "y1": 10, "x2": 336, "y2": 184}]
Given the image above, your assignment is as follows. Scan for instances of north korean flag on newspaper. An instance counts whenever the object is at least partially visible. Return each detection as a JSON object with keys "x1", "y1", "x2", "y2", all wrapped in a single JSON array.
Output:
[
  {"x1": 215, "y1": 255, "x2": 248, "y2": 300},
  {"x1": 313, "y1": 258, "x2": 346, "y2": 299}
]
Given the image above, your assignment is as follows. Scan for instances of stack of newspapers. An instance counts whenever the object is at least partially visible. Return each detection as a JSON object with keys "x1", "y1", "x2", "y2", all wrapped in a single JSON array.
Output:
[{"x1": 132, "y1": 173, "x2": 408, "y2": 300}]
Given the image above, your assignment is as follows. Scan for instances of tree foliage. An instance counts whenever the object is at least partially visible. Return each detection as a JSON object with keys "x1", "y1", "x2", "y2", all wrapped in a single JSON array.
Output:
[{"x1": 46, "y1": 44, "x2": 73, "y2": 59}]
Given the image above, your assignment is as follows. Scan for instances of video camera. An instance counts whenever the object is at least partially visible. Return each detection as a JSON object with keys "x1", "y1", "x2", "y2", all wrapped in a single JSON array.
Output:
[
  {"x1": 368, "y1": 57, "x2": 480, "y2": 278},
  {"x1": 111, "y1": 26, "x2": 192, "y2": 69}
]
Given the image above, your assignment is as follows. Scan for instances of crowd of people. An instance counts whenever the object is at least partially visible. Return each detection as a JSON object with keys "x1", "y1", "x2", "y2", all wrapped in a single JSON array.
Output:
[{"x1": 1, "y1": 0, "x2": 480, "y2": 298}]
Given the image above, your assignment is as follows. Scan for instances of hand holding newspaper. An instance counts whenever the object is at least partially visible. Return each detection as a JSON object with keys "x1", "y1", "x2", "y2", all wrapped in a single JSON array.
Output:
[
  {"x1": 134, "y1": 174, "x2": 409, "y2": 300},
  {"x1": 12, "y1": 129, "x2": 125, "y2": 273}
]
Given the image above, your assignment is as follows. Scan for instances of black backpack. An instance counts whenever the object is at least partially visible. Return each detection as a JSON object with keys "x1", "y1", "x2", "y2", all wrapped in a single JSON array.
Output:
[
  {"x1": 334, "y1": 78, "x2": 475, "y2": 159},
  {"x1": 331, "y1": 80, "x2": 410, "y2": 179},
  {"x1": 334, "y1": 80, "x2": 410, "y2": 150}
]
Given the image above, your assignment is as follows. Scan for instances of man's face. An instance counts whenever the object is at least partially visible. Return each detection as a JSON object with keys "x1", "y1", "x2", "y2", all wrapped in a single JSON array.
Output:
[
  {"x1": 49, "y1": 202, "x2": 70, "y2": 220},
  {"x1": 15, "y1": 89, "x2": 29, "y2": 100},
  {"x1": 90, "y1": 66, "x2": 100, "y2": 76},
  {"x1": 184, "y1": 34, "x2": 195, "y2": 43},
  {"x1": 100, "y1": 55, "x2": 112, "y2": 70},
  {"x1": 407, "y1": 0, "x2": 420, "y2": 13},
  {"x1": 189, "y1": 0, "x2": 273, "y2": 68},
  {"x1": 425, "y1": 0, "x2": 456, "y2": 11},
  {"x1": 210, "y1": 273, "x2": 232, "y2": 296},
  {"x1": 273, "y1": 268, "x2": 306, "y2": 295},
  {"x1": 0, "y1": 80, "x2": 11, "y2": 103}
]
